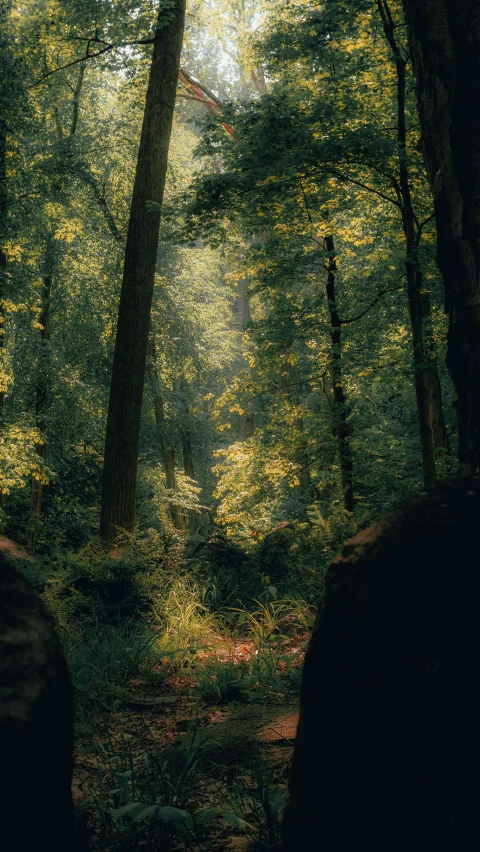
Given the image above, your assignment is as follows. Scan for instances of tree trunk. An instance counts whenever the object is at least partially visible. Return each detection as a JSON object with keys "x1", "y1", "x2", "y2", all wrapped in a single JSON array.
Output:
[
  {"x1": 182, "y1": 432, "x2": 198, "y2": 532},
  {"x1": 377, "y1": 0, "x2": 448, "y2": 486},
  {"x1": 163, "y1": 442, "x2": 184, "y2": 529},
  {"x1": 279, "y1": 370, "x2": 312, "y2": 498},
  {"x1": 236, "y1": 276, "x2": 251, "y2": 328},
  {"x1": 402, "y1": 0, "x2": 480, "y2": 473},
  {"x1": 146, "y1": 332, "x2": 184, "y2": 529},
  {"x1": 100, "y1": 0, "x2": 186, "y2": 540},
  {"x1": 27, "y1": 237, "x2": 54, "y2": 552},
  {"x1": 181, "y1": 412, "x2": 199, "y2": 531},
  {"x1": 324, "y1": 236, "x2": 355, "y2": 512},
  {"x1": 407, "y1": 260, "x2": 449, "y2": 485},
  {"x1": 182, "y1": 430, "x2": 195, "y2": 482},
  {"x1": 0, "y1": 113, "x2": 6, "y2": 511}
]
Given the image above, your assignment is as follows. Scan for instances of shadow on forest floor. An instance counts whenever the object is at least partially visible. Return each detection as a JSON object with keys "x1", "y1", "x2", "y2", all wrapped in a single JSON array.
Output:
[{"x1": 72, "y1": 612, "x2": 308, "y2": 851}]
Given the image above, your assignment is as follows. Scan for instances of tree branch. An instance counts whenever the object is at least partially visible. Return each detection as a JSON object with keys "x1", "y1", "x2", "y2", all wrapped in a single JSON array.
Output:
[
  {"x1": 340, "y1": 285, "x2": 402, "y2": 324},
  {"x1": 416, "y1": 212, "x2": 435, "y2": 242},
  {"x1": 29, "y1": 38, "x2": 155, "y2": 87},
  {"x1": 178, "y1": 67, "x2": 222, "y2": 106},
  {"x1": 322, "y1": 167, "x2": 403, "y2": 209},
  {"x1": 248, "y1": 369, "x2": 329, "y2": 401}
]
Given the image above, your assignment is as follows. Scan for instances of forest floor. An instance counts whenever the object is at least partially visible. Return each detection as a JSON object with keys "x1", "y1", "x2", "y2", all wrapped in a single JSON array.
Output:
[{"x1": 71, "y1": 617, "x2": 309, "y2": 851}]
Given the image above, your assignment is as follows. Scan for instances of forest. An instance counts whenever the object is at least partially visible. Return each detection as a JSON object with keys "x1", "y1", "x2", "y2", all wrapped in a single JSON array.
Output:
[{"x1": 1, "y1": 0, "x2": 480, "y2": 850}]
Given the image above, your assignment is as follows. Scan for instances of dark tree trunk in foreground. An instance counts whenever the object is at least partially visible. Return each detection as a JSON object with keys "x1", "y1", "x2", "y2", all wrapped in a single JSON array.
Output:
[
  {"x1": 284, "y1": 476, "x2": 480, "y2": 851},
  {"x1": 377, "y1": 0, "x2": 448, "y2": 486},
  {"x1": 402, "y1": 0, "x2": 480, "y2": 472},
  {"x1": 100, "y1": 0, "x2": 186, "y2": 541},
  {"x1": 0, "y1": 547, "x2": 83, "y2": 850},
  {"x1": 324, "y1": 236, "x2": 355, "y2": 512}
]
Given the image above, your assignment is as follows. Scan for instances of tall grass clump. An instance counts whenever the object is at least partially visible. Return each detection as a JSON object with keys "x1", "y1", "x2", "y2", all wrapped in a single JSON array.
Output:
[
  {"x1": 66, "y1": 619, "x2": 158, "y2": 712},
  {"x1": 152, "y1": 578, "x2": 222, "y2": 667}
]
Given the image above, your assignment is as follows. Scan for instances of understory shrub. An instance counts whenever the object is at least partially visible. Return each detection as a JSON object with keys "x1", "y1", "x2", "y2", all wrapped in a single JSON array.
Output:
[{"x1": 66, "y1": 619, "x2": 159, "y2": 711}]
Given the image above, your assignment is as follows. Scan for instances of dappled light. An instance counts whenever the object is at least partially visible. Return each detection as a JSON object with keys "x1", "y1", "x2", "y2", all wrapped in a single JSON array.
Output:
[{"x1": 1, "y1": 0, "x2": 480, "y2": 850}]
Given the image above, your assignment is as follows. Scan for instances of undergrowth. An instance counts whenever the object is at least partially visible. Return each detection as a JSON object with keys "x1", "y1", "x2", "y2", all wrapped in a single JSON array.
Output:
[{"x1": 21, "y1": 530, "x2": 316, "y2": 850}]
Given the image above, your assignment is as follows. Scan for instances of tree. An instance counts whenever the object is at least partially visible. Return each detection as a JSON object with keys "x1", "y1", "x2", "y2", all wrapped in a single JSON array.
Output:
[
  {"x1": 100, "y1": 0, "x2": 187, "y2": 541},
  {"x1": 322, "y1": 235, "x2": 354, "y2": 511},
  {"x1": 402, "y1": 0, "x2": 480, "y2": 472},
  {"x1": 375, "y1": 0, "x2": 448, "y2": 486},
  {"x1": 258, "y1": 0, "x2": 449, "y2": 486}
]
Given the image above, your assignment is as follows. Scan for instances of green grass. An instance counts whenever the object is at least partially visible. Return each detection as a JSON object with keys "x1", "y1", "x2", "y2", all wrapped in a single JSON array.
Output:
[
  {"x1": 152, "y1": 578, "x2": 223, "y2": 668},
  {"x1": 227, "y1": 761, "x2": 287, "y2": 850},
  {"x1": 193, "y1": 657, "x2": 254, "y2": 703},
  {"x1": 66, "y1": 619, "x2": 159, "y2": 709},
  {"x1": 80, "y1": 722, "x2": 228, "y2": 850}
]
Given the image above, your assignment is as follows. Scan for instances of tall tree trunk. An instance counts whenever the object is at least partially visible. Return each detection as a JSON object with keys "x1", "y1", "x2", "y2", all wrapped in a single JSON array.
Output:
[
  {"x1": 26, "y1": 237, "x2": 54, "y2": 552},
  {"x1": 377, "y1": 0, "x2": 448, "y2": 486},
  {"x1": 323, "y1": 236, "x2": 355, "y2": 512},
  {"x1": 146, "y1": 333, "x2": 184, "y2": 529},
  {"x1": 178, "y1": 385, "x2": 198, "y2": 530},
  {"x1": 100, "y1": 0, "x2": 186, "y2": 540},
  {"x1": 298, "y1": 441, "x2": 311, "y2": 492},
  {"x1": 406, "y1": 259, "x2": 449, "y2": 485},
  {"x1": 236, "y1": 274, "x2": 256, "y2": 441},
  {"x1": 0, "y1": 115, "x2": 6, "y2": 512},
  {"x1": 182, "y1": 430, "x2": 195, "y2": 481},
  {"x1": 161, "y1": 431, "x2": 184, "y2": 529},
  {"x1": 181, "y1": 425, "x2": 198, "y2": 531},
  {"x1": 279, "y1": 369, "x2": 312, "y2": 498},
  {"x1": 402, "y1": 0, "x2": 480, "y2": 473},
  {"x1": 236, "y1": 276, "x2": 251, "y2": 328}
]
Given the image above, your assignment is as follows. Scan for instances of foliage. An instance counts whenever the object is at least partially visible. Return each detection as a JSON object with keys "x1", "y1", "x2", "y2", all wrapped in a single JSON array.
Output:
[
  {"x1": 66, "y1": 619, "x2": 159, "y2": 711},
  {"x1": 82, "y1": 722, "x2": 216, "y2": 850},
  {"x1": 0, "y1": 4, "x2": 465, "y2": 847},
  {"x1": 152, "y1": 577, "x2": 222, "y2": 667},
  {"x1": 193, "y1": 656, "x2": 252, "y2": 703},
  {"x1": 227, "y1": 762, "x2": 286, "y2": 850}
]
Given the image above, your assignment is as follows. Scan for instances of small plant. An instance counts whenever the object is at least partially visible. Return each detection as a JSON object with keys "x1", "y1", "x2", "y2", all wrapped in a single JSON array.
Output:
[
  {"x1": 231, "y1": 599, "x2": 296, "y2": 647},
  {"x1": 226, "y1": 761, "x2": 287, "y2": 850},
  {"x1": 82, "y1": 721, "x2": 217, "y2": 850},
  {"x1": 227, "y1": 598, "x2": 311, "y2": 695},
  {"x1": 193, "y1": 657, "x2": 253, "y2": 703}
]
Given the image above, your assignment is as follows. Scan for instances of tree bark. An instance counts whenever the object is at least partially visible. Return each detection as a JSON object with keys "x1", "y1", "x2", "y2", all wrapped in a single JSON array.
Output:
[
  {"x1": 100, "y1": 0, "x2": 186, "y2": 540},
  {"x1": 26, "y1": 237, "x2": 54, "y2": 553},
  {"x1": 180, "y1": 403, "x2": 199, "y2": 531},
  {"x1": 182, "y1": 431, "x2": 198, "y2": 531},
  {"x1": 324, "y1": 236, "x2": 355, "y2": 512},
  {"x1": 402, "y1": 0, "x2": 480, "y2": 473},
  {"x1": 0, "y1": 110, "x2": 7, "y2": 511},
  {"x1": 146, "y1": 332, "x2": 184, "y2": 529},
  {"x1": 377, "y1": 0, "x2": 448, "y2": 486},
  {"x1": 279, "y1": 370, "x2": 312, "y2": 498},
  {"x1": 236, "y1": 276, "x2": 251, "y2": 328}
]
